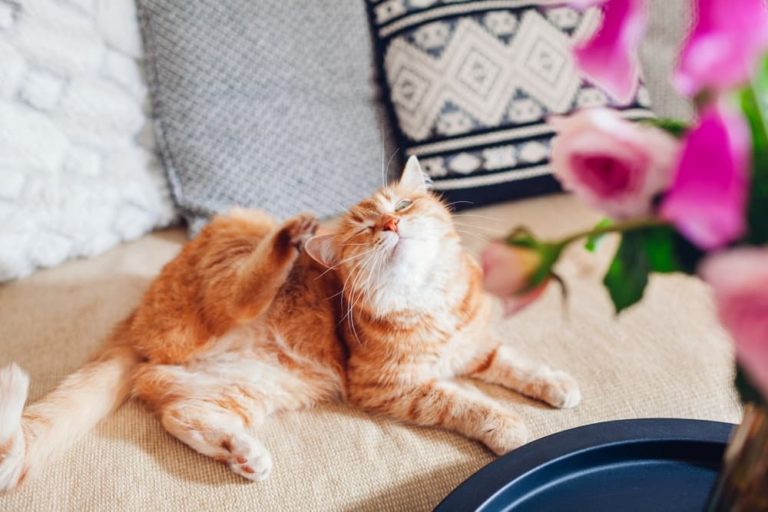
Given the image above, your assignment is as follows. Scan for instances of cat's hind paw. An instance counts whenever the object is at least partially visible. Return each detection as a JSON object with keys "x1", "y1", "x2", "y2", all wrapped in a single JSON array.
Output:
[
  {"x1": 221, "y1": 434, "x2": 273, "y2": 482},
  {"x1": 280, "y1": 213, "x2": 319, "y2": 252}
]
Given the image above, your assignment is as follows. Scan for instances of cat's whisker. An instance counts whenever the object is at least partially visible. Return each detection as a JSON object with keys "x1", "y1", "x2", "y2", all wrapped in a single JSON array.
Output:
[
  {"x1": 339, "y1": 254, "x2": 370, "y2": 316},
  {"x1": 452, "y1": 225, "x2": 492, "y2": 237},
  {"x1": 385, "y1": 148, "x2": 400, "y2": 186},
  {"x1": 445, "y1": 200, "x2": 476, "y2": 210},
  {"x1": 452, "y1": 213, "x2": 506, "y2": 223},
  {"x1": 316, "y1": 248, "x2": 377, "y2": 279},
  {"x1": 450, "y1": 228, "x2": 493, "y2": 243},
  {"x1": 414, "y1": 225, "x2": 492, "y2": 242},
  {"x1": 339, "y1": 257, "x2": 368, "y2": 298},
  {"x1": 342, "y1": 251, "x2": 378, "y2": 345},
  {"x1": 450, "y1": 219, "x2": 505, "y2": 230},
  {"x1": 450, "y1": 222, "x2": 504, "y2": 236},
  {"x1": 380, "y1": 147, "x2": 387, "y2": 189}
]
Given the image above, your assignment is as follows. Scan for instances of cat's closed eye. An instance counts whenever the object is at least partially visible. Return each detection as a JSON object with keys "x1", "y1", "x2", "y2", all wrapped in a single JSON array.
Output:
[{"x1": 395, "y1": 199, "x2": 413, "y2": 212}]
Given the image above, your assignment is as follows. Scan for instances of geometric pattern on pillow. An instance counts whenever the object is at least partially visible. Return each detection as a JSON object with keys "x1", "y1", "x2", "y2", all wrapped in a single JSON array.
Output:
[{"x1": 367, "y1": 1, "x2": 655, "y2": 207}]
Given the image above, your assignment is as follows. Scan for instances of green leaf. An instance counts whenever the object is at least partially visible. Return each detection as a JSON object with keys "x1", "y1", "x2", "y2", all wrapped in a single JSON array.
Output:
[
  {"x1": 603, "y1": 226, "x2": 701, "y2": 313},
  {"x1": 643, "y1": 227, "x2": 679, "y2": 273},
  {"x1": 671, "y1": 230, "x2": 705, "y2": 274},
  {"x1": 741, "y1": 55, "x2": 768, "y2": 245},
  {"x1": 641, "y1": 117, "x2": 690, "y2": 138},
  {"x1": 603, "y1": 232, "x2": 650, "y2": 314},
  {"x1": 584, "y1": 218, "x2": 613, "y2": 252},
  {"x1": 735, "y1": 364, "x2": 767, "y2": 407}
]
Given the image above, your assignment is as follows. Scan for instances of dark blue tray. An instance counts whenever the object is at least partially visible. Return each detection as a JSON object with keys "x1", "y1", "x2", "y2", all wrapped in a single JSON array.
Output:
[{"x1": 435, "y1": 418, "x2": 735, "y2": 512}]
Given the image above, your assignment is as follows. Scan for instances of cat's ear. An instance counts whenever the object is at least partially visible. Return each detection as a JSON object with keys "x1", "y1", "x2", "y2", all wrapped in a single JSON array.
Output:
[
  {"x1": 399, "y1": 156, "x2": 430, "y2": 192},
  {"x1": 304, "y1": 234, "x2": 336, "y2": 268}
]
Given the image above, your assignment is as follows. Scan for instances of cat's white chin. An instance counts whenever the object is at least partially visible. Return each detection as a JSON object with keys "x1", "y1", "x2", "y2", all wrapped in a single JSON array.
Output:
[{"x1": 385, "y1": 233, "x2": 420, "y2": 258}]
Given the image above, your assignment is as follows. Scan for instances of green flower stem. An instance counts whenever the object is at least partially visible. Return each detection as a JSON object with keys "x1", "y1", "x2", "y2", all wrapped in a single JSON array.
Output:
[
  {"x1": 555, "y1": 217, "x2": 669, "y2": 250},
  {"x1": 748, "y1": 71, "x2": 768, "y2": 134},
  {"x1": 503, "y1": 217, "x2": 669, "y2": 294}
]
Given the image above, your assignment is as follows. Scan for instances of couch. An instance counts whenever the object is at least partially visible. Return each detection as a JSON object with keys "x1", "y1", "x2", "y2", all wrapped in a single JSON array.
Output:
[
  {"x1": 0, "y1": 194, "x2": 740, "y2": 511},
  {"x1": 0, "y1": 2, "x2": 742, "y2": 511}
]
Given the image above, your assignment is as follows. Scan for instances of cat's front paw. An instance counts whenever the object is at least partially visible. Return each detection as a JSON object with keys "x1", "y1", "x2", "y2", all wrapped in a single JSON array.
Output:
[
  {"x1": 541, "y1": 370, "x2": 581, "y2": 409},
  {"x1": 479, "y1": 414, "x2": 529, "y2": 455},
  {"x1": 279, "y1": 213, "x2": 319, "y2": 252}
]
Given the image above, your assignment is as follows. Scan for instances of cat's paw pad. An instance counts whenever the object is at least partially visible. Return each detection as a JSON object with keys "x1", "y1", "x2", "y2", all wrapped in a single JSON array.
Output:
[
  {"x1": 222, "y1": 435, "x2": 273, "y2": 482},
  {"x1": 480, "y1": 414, "x2": 529, "y2": 455},
  {"x1": 281, "y1": 213, "x2": 319, "y2": 251},
  {"x1": 542, "y1": 370, "x2": 581, "y2": 409}
]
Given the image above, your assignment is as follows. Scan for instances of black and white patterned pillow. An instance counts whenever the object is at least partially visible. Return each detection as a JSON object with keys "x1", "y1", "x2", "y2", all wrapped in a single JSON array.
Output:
[{"x1": 367, "y1": 1, "x2": 655, "y2": 207}]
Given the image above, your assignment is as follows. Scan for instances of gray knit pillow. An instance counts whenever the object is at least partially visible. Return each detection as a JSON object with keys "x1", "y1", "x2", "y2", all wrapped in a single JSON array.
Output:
[{"x1": 138, "y1": 0, "x2": 394, "y2": 232}]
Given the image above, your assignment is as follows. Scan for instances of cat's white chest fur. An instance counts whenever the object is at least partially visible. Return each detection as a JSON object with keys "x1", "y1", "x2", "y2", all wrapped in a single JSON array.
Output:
[{"x1": 366, "y1": 236, "x2": 464, "y2": 317}]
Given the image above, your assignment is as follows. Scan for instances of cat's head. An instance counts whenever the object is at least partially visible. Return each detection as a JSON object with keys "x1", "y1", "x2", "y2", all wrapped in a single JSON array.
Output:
[{"x1": 306, "y1": 156, "x2": 461, "y2": 295}]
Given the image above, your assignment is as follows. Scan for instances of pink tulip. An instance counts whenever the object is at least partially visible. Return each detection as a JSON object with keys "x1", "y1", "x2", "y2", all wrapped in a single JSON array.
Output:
[
  {"x1": 701, "y1": 248, "x2": 768, "y2": 400},
  {"x1": 550, "y1": 108, "x2": 679, "y2": 220},
  {"x1": 573, "y1": 0, "x2": 647, "y2": 104},
  {"x1": 569, "y1": 0, "x2": 605, "y2": 7},
  {"x1": 660, "y1": 104, "x2": 751, "y2": 250},
  {"x1": 675, "y1": 0, "x2": 768, "y2": 97},
  {"x1": 481, "y1": 241, "x2": 550, "y2": 316}
]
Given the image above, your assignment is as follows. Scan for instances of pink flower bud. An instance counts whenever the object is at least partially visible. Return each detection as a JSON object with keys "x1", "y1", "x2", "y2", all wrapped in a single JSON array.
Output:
[{"x1": 481, "y1": 241, "x2": 550, "y2": 316}]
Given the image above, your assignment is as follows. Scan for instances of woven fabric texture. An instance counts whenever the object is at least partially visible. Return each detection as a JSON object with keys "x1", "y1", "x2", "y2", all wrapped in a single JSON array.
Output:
[
  {"x1": 366, "y1": 1, "x2": 655, "y2": 209},
  {"x1": 137, "y1": 0, "x2": 394, "y2": 232},
  {"x1": 640, "y1": 0, "x2": 693, "y2": 120},
  {"x1": 0, "y1": 196, "x2": 740, "y2": 512}
]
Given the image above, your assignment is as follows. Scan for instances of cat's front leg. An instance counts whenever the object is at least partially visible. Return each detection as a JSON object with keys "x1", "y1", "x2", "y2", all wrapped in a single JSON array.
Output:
[
  {"x1": 351, "y1": 380, "x2": 528, "y2": 455},
  {"x1": 464, "y1": 344, "x2": 581, "y2": 409}
]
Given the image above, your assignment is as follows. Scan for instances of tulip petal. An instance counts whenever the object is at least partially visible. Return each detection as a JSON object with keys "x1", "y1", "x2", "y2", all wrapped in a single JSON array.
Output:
[
  {"x1": 701, "y1": 248, "x2": 768, "y2": 400},
  {"x1": 675, "y1": 0, "x2": 768, "y2": 97},
  {"x1": 481, "y1": 241, "x2": 540, "y2": 298},
  {"x1": 569, "y1": 0, "x2": 606, "y2": 8},
  {"x1": 661, "y1": 104, "x2": 751, "y2": 250},
  {"x1": 574, "y1": 0, "x2": 647, "y2": 104},
  {"x1": 500, "y1": 281, "x2": 550, "y2": 316}
]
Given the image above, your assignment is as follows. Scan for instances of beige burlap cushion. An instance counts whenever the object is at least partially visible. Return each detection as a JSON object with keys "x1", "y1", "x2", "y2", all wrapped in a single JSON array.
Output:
[{"x1": 0, "y1": 195, "x2": 740, "y2": 512}]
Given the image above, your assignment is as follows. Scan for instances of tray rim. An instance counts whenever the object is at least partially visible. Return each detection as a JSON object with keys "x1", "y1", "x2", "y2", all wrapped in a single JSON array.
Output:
[{"x1": 434, "y1": 418, "x2": 736, "y2": 512}]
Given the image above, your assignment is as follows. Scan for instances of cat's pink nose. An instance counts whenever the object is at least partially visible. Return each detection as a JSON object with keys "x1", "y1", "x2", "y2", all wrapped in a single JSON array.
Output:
[{"x1": 382, "y1": 217, "x2": 399, "y2": 233}]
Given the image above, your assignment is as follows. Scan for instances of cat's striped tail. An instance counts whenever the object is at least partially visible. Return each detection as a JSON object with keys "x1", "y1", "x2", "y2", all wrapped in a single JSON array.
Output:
[{"x1": 0, "y1": 344, "x2": 139, "y2": 492}]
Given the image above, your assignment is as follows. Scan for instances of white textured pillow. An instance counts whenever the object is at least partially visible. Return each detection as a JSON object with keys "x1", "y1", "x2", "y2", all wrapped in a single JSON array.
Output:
[{"x1": 0, "y1": 0, "x2": 175, "y2": 281}]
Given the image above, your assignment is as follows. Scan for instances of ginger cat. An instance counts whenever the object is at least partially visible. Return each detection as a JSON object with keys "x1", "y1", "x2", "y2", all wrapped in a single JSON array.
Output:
[{"x1": 0, "y1": 157, "x2": 580, "y2": 489}]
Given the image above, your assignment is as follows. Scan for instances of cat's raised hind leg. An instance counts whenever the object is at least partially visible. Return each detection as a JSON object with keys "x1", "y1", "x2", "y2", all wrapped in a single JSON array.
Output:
[
  {"x1": 229, "y1": 213, "x2": 318, "y2": 321},
  {"x1": 134, "y1": 364, "x2": 279, "y2": 481},
  {"x1": 159, "y1": 402, "x2": 273, "y2": 481},
  {"x1": 464, "y1": 344, "x2": 581, "y2": 409}
]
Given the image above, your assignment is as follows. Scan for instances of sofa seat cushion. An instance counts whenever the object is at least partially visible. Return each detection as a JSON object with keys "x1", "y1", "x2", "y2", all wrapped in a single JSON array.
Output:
[{"x1": 0, "y1": 195, "x2": 740, "y2": 512}]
